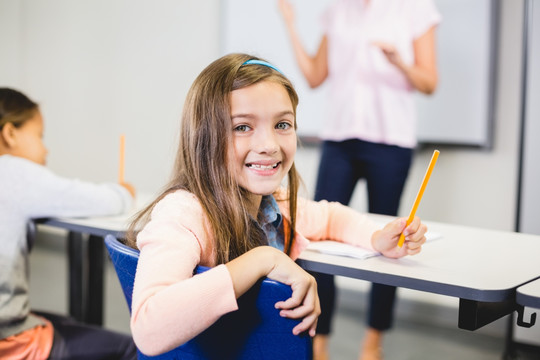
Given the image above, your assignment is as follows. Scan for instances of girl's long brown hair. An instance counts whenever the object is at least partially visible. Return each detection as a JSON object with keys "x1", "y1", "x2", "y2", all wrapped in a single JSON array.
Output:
[{"x1": 126, "y1": 53, "x2": 300, "y2": 264}]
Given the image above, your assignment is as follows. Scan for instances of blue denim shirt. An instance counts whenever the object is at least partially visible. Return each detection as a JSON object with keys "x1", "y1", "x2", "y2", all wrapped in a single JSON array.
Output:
[{"x1": 259, "y1": 195, "x2": 284, "y2": 251}]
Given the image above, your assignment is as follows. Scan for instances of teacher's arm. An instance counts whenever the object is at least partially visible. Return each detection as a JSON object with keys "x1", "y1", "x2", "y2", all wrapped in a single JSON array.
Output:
[{"x1": 278, "y1": 0, "x2": 328, "y2": 88}]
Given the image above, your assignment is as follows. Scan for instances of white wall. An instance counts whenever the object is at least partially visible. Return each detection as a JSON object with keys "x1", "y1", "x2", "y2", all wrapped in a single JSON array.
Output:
[
  {"x1": 0, "y1": 0, "x2": 221, "y2": 195},
  {"x1": 0, "y1": 0, "x2": 529, "y2": 332}
]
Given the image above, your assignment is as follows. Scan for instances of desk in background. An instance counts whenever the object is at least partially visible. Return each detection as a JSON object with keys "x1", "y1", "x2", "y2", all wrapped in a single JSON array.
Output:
[
  {"x1": 505, "y1": 278, "x2": 540, "y2": 358},
  {"x1": 38, "y1": 195, "x2": 151, "y2": 325}
]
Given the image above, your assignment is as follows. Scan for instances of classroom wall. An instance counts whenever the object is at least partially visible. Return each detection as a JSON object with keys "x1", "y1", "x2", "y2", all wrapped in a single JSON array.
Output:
[
  {"x1": 0, "y1": 0, "x2": 222, "y2": 195},
  {"x1": 0, "y1": 0, "x2": 528, "y2": 327}
]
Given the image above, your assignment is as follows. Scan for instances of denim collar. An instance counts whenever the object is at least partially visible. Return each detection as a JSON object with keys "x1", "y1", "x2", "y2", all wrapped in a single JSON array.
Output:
[{"x1": 259, "y1": 195, "x2": 283, "y2": 250}]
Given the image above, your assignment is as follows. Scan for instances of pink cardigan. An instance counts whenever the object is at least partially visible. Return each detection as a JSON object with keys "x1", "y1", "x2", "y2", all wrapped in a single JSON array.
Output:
[{"x1": 131, "y1": 189, "x2": 379, "y2": 356}]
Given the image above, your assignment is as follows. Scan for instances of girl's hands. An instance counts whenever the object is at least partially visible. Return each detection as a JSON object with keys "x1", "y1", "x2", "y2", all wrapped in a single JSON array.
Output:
[
  {"x1": 226, "y1": 246, "x2": 320, "y2": 337},
  {"x1": 371, "y1": 216, "x2": 427, "y2": 259},
  {"x1": 266, "y1": 252, "x2": 320, "y2": 337}
]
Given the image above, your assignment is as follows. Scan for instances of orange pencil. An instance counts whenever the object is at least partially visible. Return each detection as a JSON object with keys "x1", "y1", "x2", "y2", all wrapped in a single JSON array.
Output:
[
  {"x1": 118, "y1": 134, "x2": 125, "y2": 183},
  {"x1": 398, "y1": 150, "x2": 440, "y2": 247}
]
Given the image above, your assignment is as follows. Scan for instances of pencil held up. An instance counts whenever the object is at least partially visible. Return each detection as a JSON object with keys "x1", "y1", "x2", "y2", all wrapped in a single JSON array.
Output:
[{"x1": 398, "y1": 150, "x2": 440, "y2": 247}]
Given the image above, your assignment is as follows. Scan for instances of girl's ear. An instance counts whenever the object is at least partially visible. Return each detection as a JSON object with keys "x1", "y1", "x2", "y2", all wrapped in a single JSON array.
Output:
[{"x1": 0, "y1": 122, "x2": 18, "y2": 148}]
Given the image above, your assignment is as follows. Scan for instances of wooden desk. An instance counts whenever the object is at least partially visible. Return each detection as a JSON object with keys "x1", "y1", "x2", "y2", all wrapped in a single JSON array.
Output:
[{"x1": 39, "y1": 213, "x2": 540, "y2": 330}]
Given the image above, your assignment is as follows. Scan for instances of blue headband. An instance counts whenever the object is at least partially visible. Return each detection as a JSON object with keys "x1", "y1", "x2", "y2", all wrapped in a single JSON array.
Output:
[{"x1": 241, "y1": 59, "x2": 284, "y2": 75}]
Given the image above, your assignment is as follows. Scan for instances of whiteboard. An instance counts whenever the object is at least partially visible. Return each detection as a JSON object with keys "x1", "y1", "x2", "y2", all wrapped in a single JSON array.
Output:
[{"x1": 221, "y1": 0, "x2": 497, "y2": 147}]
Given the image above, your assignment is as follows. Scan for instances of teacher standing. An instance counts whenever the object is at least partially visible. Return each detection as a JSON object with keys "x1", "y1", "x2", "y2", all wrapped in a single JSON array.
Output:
[{"x1": 278, "y1": 0, "x2": 441, "y2": 359}]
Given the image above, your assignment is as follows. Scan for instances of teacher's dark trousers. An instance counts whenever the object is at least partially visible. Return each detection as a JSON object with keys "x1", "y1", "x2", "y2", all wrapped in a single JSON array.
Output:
[{"x1": 312, "y1": 139, "x2": 412, "y2": 334}]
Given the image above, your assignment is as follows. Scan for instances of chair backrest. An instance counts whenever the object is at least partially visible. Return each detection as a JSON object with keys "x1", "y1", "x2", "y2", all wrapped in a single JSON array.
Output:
[{"x1": 104, "y1": 235, "x2": 312, "y2": 360}]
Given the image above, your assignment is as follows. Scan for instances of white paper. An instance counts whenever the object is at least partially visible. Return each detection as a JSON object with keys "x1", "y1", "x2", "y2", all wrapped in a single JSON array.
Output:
[
  {"x1": 306, "y1": 241, "x2": 379, "y2": 260},
  {"x1": 306, "y1": 231, "x2": 442, "y2": 260}
]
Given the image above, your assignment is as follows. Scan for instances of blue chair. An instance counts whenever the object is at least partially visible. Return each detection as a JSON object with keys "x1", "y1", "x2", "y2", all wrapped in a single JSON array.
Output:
[{"x1": 104, "y1": 235, "x2": 313, "y2": 360}]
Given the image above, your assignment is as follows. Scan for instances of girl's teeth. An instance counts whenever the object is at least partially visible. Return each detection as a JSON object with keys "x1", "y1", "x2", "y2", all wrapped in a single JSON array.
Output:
[{"x1": 248, "y1": 163, "x2": 278, "y2": 170}]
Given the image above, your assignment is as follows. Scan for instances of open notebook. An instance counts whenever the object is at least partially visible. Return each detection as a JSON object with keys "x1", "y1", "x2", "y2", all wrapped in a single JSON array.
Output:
[{"x1": 305, "y1": 231, "x2": 442, "y2": 260}]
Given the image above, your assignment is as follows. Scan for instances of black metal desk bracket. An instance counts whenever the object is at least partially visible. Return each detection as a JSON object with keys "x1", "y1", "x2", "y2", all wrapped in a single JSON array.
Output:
[
  {"x1": 516, "y1": 305, "x2": 536, "y2": 328},
  {"x1": 458, "y1": 299, "x2": 537, "y2": 331},
  {"x1": 458, "y1": 298, "x2": 518, "y2": 331}
]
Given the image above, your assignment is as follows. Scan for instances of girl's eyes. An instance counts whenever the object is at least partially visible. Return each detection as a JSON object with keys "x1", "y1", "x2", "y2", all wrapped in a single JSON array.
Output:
[
  {"x1": 233, "y1": 121, "x2": 293, "y2": 132},
  {"x1": 233, "y1": 124, "x2": 251, "y2": 132},
  {"x1": 276, "y1": 121, "x2": 292, "y2": 130}
]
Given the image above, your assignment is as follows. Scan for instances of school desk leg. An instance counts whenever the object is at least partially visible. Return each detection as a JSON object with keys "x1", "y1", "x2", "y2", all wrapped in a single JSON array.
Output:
[
  {"x1": 86, "y1": 235, "x2": 104, "y2": 326},
  {"x1": 68, "y1": 232, "x2": 84, "y2": 322}
]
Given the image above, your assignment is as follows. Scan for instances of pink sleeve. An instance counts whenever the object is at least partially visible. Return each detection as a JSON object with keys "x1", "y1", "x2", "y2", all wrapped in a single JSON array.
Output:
[
  {"x1": 319, "y1": 0, "x2": 340, "y2": 34},
  {"x1": 319, "y1": 4, "x2": 331, "y2": 33},
  {"x1": 277, "y1": 191, "x2": 380, "y2": 250},
  {"x1": 411, "y1": 0, "x2": 442, "y2": 39},
  {"x1": 130, "y1": 192, "x2": 238, "y2": 356}
]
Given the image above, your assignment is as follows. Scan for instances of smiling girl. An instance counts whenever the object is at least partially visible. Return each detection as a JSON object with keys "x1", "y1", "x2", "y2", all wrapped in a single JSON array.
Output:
[{"x1": 126, "y1": 53, "x2": 427, "y2": 357}]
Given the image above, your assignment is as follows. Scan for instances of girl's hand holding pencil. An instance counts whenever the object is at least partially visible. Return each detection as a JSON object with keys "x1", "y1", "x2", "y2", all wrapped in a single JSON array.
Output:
[
  {"x1": 371, "y1": 149, "x2": 438, "y2": 258},
  {"x1": 371, "y1": 216, "x2": 427, "y2": 259}
]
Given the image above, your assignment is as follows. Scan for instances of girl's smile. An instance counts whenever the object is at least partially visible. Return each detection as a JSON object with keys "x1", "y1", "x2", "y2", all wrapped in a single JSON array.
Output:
[
  {"x1": 245, "y1": 160, "x2": 281, "y2": 177},
  {"x1": 229, "y1": 80, "x2": 297, "y2": 212},
  {"x1": 246, "y1": 161, "x2": 280, "y2": 170}
]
